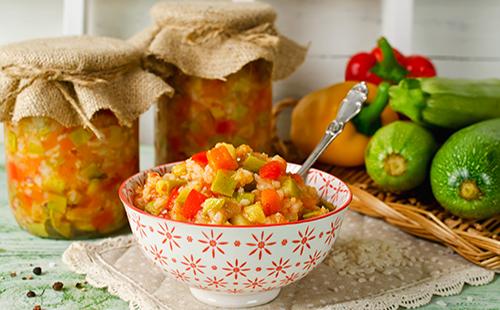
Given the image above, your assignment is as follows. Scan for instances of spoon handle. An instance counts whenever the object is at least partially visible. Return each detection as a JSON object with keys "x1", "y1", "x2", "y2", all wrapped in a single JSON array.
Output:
[{"x1": 296, "y1": 82, "x2": 368, "y2": 179}]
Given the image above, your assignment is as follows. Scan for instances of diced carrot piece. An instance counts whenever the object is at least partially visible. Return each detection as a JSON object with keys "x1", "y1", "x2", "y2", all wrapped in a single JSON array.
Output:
[
  {"x1": 42, "y1": 131, "x2": 60, "y2": 150},
  {"x1": 60, "y1": 138, "x2": 75, "y2": 153},
  {"x1": 207, "y1": 146, "x2": 238, "y2": 171},
  {"x1": 191, "y1": 151, "x2": 208, "y2": 166},
  {"x1": 259, "y1": 161, "x2": 286, "y2": 180},
  {"x1": 7, "y1": 162, "x2": 19, "y2": 181},
  {"x1": 260, "y1": 189, "x2": 282, "y2": 216},
  {"x1": 24, "y1": 157, "x2": 41, "y2": 176},
  {"x1": 58, "y1": 153, "x2": 77, "y2": 176},
  {"x1": 181, "y1": 189, "x2": 207, "y2": 220}
]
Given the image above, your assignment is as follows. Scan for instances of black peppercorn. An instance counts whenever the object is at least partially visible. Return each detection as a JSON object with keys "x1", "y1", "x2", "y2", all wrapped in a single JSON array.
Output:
[
  {"x1": 26, "y1": 290, "x2": 36, "y2": 298},
  {"x1": 52, "y1": 282, "x2": 64, "y2": 291},
  {"x1": 33, "y1": 267, "x2": 42, "y2": 275}
]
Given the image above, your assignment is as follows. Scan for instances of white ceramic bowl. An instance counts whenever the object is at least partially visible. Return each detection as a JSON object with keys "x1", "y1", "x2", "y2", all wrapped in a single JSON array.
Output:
[{"x1": 120, "y1": 163, "x2": 351, "y2": 308}]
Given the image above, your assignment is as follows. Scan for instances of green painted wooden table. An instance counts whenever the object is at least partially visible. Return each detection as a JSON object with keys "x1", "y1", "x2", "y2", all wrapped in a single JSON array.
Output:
[{"x1": 0, "y1": 145, "x2": 498, "y2": 310}]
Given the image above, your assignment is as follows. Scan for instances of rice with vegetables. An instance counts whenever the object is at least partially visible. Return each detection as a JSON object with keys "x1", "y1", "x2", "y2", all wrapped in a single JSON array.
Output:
[{"x1": 134, "y1": 143, "x2": 335, "y2": 225}]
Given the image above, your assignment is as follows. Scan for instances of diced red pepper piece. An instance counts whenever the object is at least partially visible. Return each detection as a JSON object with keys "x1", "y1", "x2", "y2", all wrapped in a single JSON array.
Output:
[
  {"x1": 215, "y1": 120, "x2": 237, "y2": 135},
  {"x1": 181, "y1": 189, "x2": 207, "y2": 219},
  {"x1": 259, "y1": 161, "x2": 286, "y2": 180},
  {"x1": 165, "y1": 186, "x2": 180, "y2": 211},
  {"x1": 191, "y1": 151, "x2": 208, "y2": 166},
  {"x1": 260, "y1": 189, "x2": 282, "y2": 216},
  {"x1": 207, "y1": 146, "x2": 238, "y2": 171}
]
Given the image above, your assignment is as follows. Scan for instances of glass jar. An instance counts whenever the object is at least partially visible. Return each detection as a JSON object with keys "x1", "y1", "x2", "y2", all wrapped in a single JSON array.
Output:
[
  {"x1": 155, "y1": 60, "x2": 272, "y2": 164},
  {"x1": 4, "y1": 111, "x2": 139, "y2": 239}
]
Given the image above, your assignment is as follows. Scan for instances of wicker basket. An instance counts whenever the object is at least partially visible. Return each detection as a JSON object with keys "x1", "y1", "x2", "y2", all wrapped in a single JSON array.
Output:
[{"x1": 272, "y1": 99, "x2": 500, "y2": 271}]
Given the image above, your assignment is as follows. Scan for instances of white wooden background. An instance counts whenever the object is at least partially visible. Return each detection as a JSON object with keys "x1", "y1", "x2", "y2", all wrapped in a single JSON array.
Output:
[{"x1": 1, "y1": 0, "x2": 500, "y2": 144}]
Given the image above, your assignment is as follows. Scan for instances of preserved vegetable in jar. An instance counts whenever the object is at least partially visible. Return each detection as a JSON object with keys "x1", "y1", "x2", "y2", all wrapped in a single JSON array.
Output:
[
  {"x1": 134, "y1": 1, "x2": 307, "y2": 164},
  {"x1": 156, "y1": 60, "x2": 272, "y2": 162},
  {"x1": 5, "y1": 112, "x2": 138, "y2": 238},
  {"x1": 0, "y1": 36, "x2": 172, "y2": 238}
]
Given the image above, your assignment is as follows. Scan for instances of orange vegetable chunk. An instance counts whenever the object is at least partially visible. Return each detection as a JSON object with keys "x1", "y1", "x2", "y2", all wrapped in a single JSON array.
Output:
[
  {"x1": 207, "y1": 146, "x2": 238, "y2": 171},
  {"x1": 261, "y1": 189, "x2": 282, "y2": 216}
]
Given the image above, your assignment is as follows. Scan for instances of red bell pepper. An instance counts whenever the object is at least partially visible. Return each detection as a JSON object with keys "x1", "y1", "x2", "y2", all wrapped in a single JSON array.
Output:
[
  {"x1": 404, "y1": 55, "x2": 436, "y2": 78},
  {"x1": 191, "y1": 151, "x2": 208, "y2": 166},
  {"x1": 159, "y1": 186, "x2": 180, "y2": 219},
  {"x1": 345, "y1": 37, "x2": 436, "y2": 85},
  {"x1": 259, "y1": 161, "x2": 286, "y2": 180},
  {"x1": 181, "y1": 189, "x2": 207, "y2": 219}
]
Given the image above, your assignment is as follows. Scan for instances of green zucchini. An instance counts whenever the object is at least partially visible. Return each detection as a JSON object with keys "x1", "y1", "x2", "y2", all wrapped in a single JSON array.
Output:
[
  {"x1": 389, "y1": 78, "x2": 500, "y2": 129},
  {"x1": 430, "y1": 118, "x2": 500, "y2": 219},
  {"x1": 365, "y1": 121, "x2": 437, "y2": 192}
]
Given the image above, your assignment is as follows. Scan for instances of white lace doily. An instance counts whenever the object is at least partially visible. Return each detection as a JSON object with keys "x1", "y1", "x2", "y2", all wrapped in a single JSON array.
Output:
[{"x1": 63, "y1": 211, "x2": 494, "y2": 310}]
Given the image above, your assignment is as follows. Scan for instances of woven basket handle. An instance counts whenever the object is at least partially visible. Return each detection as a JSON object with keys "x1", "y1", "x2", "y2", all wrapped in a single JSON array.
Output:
[{"x1": 271, "y1": 98, "x2": 299, "y2": 157}]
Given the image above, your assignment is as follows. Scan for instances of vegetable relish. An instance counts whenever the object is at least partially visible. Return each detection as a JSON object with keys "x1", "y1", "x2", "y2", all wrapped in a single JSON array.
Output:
[
  {"x1": 135, "y1": 144, "x2": 335, "y2": 225},
  {"x1": 155, "y1": 60, "x2": 272, "y2": 163},
  {"x1": 5, "y1": 111, "x2": 139, "y2": 239}
]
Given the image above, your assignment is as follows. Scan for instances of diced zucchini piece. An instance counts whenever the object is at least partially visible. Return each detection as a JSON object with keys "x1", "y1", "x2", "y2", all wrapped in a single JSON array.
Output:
[
  {"x1": 233, "y1": 104, "x2": 249, "y2": 120},
  {"x1": 46, "y1": 193, "x2": 67, "y2": 214},
  {"x1": 42, "y1": 175, "x2": 66, "y2": 194},
  {"x1": 155, "y1": 178, "x2": 186, "y2": 195},
  {"x1": 27, "y1": 141, "x2": 44, "y2": 155},
  {"x1": 81, "y1": 164, "x2": 107, "y2": 179},
  {"x1": 242, "y1": 154, "x2": 266, "y2": 172},
  {"x1": 302, "y1": 211, "x2": 322, "y2": 219},
  {"x1": 202, "y1": 198, "x2": 226, "y2": 214},
  {"x1": 235, "y1": 192, "x2": 255, "y2": 205},
  {"x1": 86, "y1": 179, "x2": 101, "y2": 195},
  {"x1": 6, "y1": 131, "x2": 17, "y2": 153},
  {"x1": 66, "y1": 205, "x2": 99, "y2": 221},
  {"x1": 230, "y1": 214, "x2": 251, "y2": 225},
  {"x1": 216, "y1": 143, "x2": 236, "y2": 159},
  {"x1": 49, "y1": 210, "x2": 72, "y2": 238},
  {"x1": 26, "y1": 222, "x2": 49, "y2": 237},
  {"x1": 322, "y1": 200, "x2": 336, "y2": 211},
  {"x1": 175, "y1": 186, "x2": 192, "y2": 205},
  {"x1": 282, "y1": 177, "x2": 301, "y2": 197},
  {"x1": 145, "y1": 201, "x2": 163, "y2": 216},
  {"x1": 72, "y1": 220, "x2": 96, "y2": 232},
  {"x1": 69, "y1": 128, "x2": 92, "y2": 146},
  {"x1": 211, "y1": 170, "x2": 237, "y2": 197},
  {"x1": 243, "y1": 202, "x2": 266, "y2": 224},
  {"x1": 108, "y1": 126, "x2": 123, "y2": 145}
]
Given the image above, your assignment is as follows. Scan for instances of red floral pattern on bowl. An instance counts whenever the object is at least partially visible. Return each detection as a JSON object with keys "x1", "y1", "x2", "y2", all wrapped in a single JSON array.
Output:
[{"x1": 119, "y1": 163, "x2": 351, "y2": 307}]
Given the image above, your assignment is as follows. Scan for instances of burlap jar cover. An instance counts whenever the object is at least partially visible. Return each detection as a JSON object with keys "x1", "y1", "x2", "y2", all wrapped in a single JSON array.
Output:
[
  {"x1": 130, "y1": 1, "x2": 308, "y2": 80},
  {"x1": 0, "y1": 36, "x2": 173, "y2": 136}
]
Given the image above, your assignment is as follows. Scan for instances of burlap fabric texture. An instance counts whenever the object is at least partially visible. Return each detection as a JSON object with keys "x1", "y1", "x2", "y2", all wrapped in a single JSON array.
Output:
[
  {"x1": 0, "y1": 36, "x2": 173, "y2": 138},
  {"x1": 130, "y1": 1, "x2": 308, "y2": 80}
]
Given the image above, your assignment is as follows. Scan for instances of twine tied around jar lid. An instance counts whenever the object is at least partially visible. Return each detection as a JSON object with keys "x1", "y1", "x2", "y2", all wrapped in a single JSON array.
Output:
[
  {"x1": 130, "y1": 1, "x2": 308, "y2": 80},
  {"x1": 0, "y1": 36, "x2": 173, "y2": 138}
]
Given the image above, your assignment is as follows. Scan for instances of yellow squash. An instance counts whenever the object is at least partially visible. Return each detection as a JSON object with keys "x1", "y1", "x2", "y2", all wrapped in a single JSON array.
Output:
[{"x1": 290, "y1": 81, "x2": 398, "y2": 167}]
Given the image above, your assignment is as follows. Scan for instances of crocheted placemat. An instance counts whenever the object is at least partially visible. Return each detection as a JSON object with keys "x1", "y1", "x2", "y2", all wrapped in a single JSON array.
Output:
[{"x1": 63, "y1": 211, "x2": 494, "y2": 310}]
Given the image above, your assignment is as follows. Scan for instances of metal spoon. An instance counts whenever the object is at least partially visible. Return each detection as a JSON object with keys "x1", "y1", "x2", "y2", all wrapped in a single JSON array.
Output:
[{"x1": 296, "y1": 82, "x2": 369, "y2": 179}]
